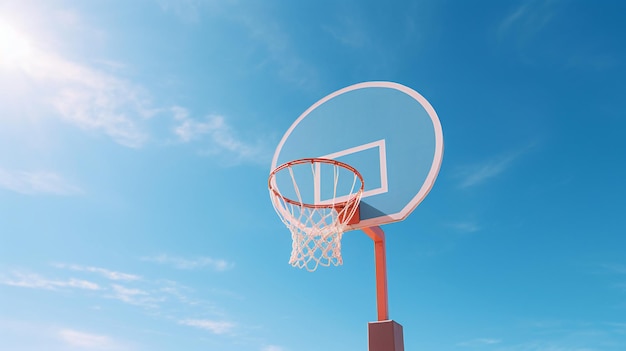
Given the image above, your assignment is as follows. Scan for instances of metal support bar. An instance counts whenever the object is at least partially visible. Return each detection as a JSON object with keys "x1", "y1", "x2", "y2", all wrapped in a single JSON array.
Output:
[
  {"x1": 362, "y1": 226, "x2": 388, "y2": 321},
  {"x1": 363, "y1": 226, "x2": 405, "y2": 351}
]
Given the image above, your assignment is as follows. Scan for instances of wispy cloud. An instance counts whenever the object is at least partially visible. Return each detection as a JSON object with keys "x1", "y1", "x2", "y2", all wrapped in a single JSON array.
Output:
[
  {"x1": 58, "y1": 329, "x2": 124, "y2": 350},
  {"x1": 51, "y1": 82, "x2": 152, "y2": 148},
  {"x1": 600, "y1": 263, "x2": 626, "y2": 275},
  {"x1": 171, "y1": 107, "x2": 269, "y2": 164},
  {"x1": 2, "y1": 264, "x2": 225, "y2": 313},
  {"x1": 456, "y1": 145, "x2": 533, "y2": 188},
  {"x1": 2, "y1": 21, "x2": 153, "y2": 148},
  {"x1": 457, "y1": 338, "x2": 501, "y2": 347},
  {"x1": 158, "y1": 1, "x2": 318, "y2": 87},
  {"x1": 2, "y1": 264, "x2": 242, "y2": 345},
  {"x1": 157, "y1": 280, "x2": 198, "y2": 305},
  {"x1": 240, "y1": 14, "x2": 318, "y2": 87},
  {"x1": 498, "y1": 1, "x2": 616, "y2": 71},
  {"x1": 606, "y1": 322, "x2": 626, "y2": 334},
  {"x1": 0, "y1": 168, "x2": 81, "y2": 195},
  {"x1": 495, "y1": 340, "x2": 598, "y2": 351},
  {"x1": 179, "y1": 319, "x2": 235, "y2": 335},
  {"x1": 448, "y1": 221, "x2": 481, "y2": 233},
  {"x1": 4, "y1": 14, "x2": 274, "y2": 167},
  {"x1": 498, "y1": 0, "x2": 556, "y2": 40},
  {"x1": 457, "y1": 154, "x2": 517, "y2": 188},
  {"x1": 0, "y1": 320, "x2": 128, "y2": 350},
  {"x1": 174, "y1": 113, "x2": 224, "y2": 143},
  {"x1": 156, "y1": 0, "x2": 217, "y2": 23},
  {"x1": 53, "y1": 264, "x2": 141, "y2": 281},
  {"x1": 142, "y1": 254, "x2": 234, "y2": 271},
  {"x1": 1, "y1": 271, "x2": 100, "y2": 290},
  {"x1": 597, "y1": 263, "x2": 626, "y2": 294},
  {"x1": 324, "y1": 17, "x2": 371, "y2": 49},
  {"x1": 500, "y1": 320, "x2": 621, "y2": 351},
  {"x1": 108, "y1": 284, "x2": 162, "y2": 308}
]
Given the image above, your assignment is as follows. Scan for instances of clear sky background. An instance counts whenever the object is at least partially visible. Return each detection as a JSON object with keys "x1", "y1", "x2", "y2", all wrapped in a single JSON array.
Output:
[{"x1": 1, "y1": 1, "x2": 625, "y2": 351}]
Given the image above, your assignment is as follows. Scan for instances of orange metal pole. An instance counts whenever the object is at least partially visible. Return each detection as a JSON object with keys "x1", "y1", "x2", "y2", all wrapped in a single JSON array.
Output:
[{"x1": 362, "y1": 226, "x2": 389, "y2": 321}]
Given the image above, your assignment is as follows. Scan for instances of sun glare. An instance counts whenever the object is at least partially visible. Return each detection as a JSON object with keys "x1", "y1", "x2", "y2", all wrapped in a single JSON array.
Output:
[{"x1": 0, "y1": 19, "x2": 34, "y2": 68}]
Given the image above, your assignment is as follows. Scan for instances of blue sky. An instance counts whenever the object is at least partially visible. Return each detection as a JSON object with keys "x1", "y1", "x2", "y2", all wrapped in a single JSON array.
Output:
[{"x1": 1, "y1": 1, "x2": 625, "y2": 350}]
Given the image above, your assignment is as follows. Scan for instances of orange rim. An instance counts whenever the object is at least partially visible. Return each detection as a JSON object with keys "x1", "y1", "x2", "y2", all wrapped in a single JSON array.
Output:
[{"x1": 268, "y1": 158, "x2": 364, "y2": 209}]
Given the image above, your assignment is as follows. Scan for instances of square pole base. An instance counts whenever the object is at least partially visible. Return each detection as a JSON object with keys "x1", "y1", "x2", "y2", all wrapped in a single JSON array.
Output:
[{"x1": 368, "y1": 320, "x2": 404, "y2": 351}]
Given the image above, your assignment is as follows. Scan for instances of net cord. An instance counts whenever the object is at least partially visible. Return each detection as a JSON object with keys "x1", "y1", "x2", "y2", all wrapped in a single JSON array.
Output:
[{"x1": 268, "y1": 159, "x2": 363, "y2": 271}]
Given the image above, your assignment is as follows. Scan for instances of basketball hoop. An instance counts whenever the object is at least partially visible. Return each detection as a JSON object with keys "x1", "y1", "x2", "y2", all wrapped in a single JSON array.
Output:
[{"x1": 268, "y1": 158, "x2": 364, "y2": 271}]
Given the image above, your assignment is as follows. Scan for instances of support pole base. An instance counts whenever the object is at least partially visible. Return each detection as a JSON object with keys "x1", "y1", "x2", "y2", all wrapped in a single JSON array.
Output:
[{"x1": 368, "y1": 320, "x2": 404, "y2": 351}]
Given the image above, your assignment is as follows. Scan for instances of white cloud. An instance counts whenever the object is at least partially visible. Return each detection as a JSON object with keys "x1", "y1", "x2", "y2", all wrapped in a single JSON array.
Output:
[
  {"x1": 158, "y1": 1, "x2": 317, "y2": 87},
  {"x1": 171, "y1": 105, "x2": 189, "y2": 121},
  {"x1": 1, "y1": 21, "x2": 153, "y2": 148},
  {"x1": 600, "y1": 263, "x2": 626, "y2": 275},
  {"x1": 0, "y1": 168, "x2": 81, "y2": 195},
  {"x1": 499, "y1": 320, "x2": 617, "y2": 351},
  {"x1": 456, "y1": 145, "x2": 534, "y2": 188},
  {"x1": 457, "y1": 155, "x2": 516, "y2": 188},
  {"x1": 174, "y1": 113, "x2": 225, "y2": 143},
  {"x1": 495, "y1": 340, "x2": 596, "y2": 351},
  {"x1": 498, "y1": 0, "x2": 555, "y2": 40},
  {"x1": 1, "y1": 272, "x2": 100, "y2": 290},
  {"x1": 143, "y1": 254, "x2": 234, "y2": 271},
  {"x1": 179, "y1": 319, "x2": 235, "y2": 335},
  {"x1": 448, "y1": 221, "x2": 480, "y2": 233},
  {"x1": 88, "y1": 268, "x2": 140, "y2": 281},
  {"x1": 158, "y1": 281, "x2": 194, "y2": 303},
  {"x1": 1, "y1": 264, "x2": 244, "y2": 345},
  {"x1": 0, "y1": 320, "x2": 128, "y2": 351},
  {"x1": 499, "y1": 2, "x2": 531, "y2": 35},
  {"x1": 111, "y1": 284, "x2": 148, "y2": 300},
  {"x1": 53, "y1": 264, "x2": 141, "y2": 281},
  {"x1": 3, "y1": 18, "x2": 273, "y2": 166},
  {"x1": 157, "y1": 0, "x2": 216, "y2": 23},
  {"x1": 239, "y1": 14, "x2": 317, "y2": 87},
  {"x1": 324, "y1": 17, "x2": 371, "y2": 49},
  {"x1": 606, "y1": 322, "x2": 626, "y2": 334},
  {"x1": 43, "y1": 57, "x2": 155, "y2": 148},
  {"x1": 171, "y1": 107, "x2": 270, "y2": 165},
  {"x1": 457, "y1": 338, "x2": 501, "y2": 347},
  {"x1": 108, "y1": 284, "x2": 162, "y2": 308},
  {"x1": 58, "y1": 329, "x2": 122, "y2": 350}
]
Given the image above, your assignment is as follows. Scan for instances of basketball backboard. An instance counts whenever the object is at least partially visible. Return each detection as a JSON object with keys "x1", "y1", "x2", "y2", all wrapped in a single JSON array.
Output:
[{"x1": 271, "y1": 81, "x2": 443, "y2": 231}]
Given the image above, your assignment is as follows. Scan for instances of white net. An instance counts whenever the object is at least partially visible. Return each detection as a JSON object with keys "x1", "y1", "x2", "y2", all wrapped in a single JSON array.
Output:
[{"x1": 269, "y1": 159, "x2": 363, "y2": 271}]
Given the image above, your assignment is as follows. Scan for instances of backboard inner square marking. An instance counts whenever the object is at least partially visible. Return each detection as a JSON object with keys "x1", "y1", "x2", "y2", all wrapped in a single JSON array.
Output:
[{"x1": 314, "y1": 139, "x2": 388, "y2": 205}]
